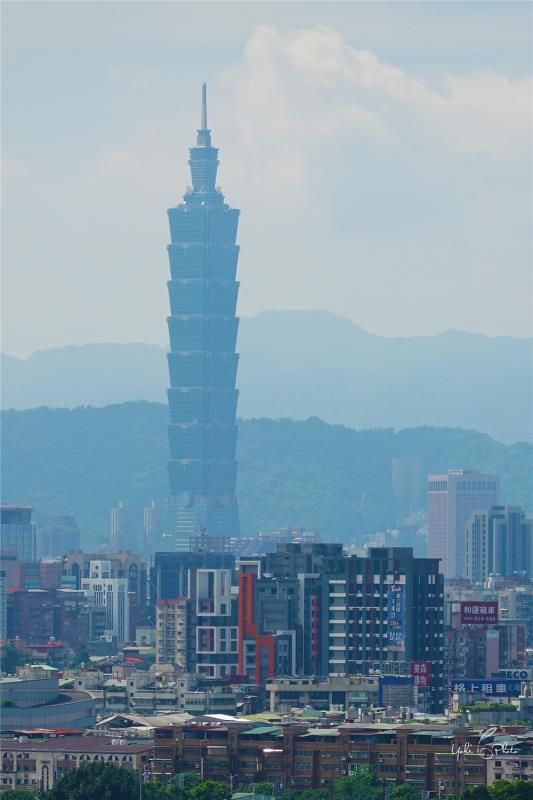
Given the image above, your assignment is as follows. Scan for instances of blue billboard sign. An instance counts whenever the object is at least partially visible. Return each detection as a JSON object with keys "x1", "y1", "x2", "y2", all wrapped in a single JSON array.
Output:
[
  {"x1": 387, "y1": 584, "x2": 406, "y2": 650},
  {"x1": 449, "y1": 679, "x2": 522, "y2": 697}
]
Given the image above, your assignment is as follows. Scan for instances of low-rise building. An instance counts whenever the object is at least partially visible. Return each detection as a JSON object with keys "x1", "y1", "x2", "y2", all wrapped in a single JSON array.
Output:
[
  {"x1": 485, "y1": 730, "x2": 533, "y2": 784},
  {"x1": 0, "y1": 736, "x2": 151, "y2": 792},
  {"x1": 266, "y1": 675, "x2": 380, "y2": 713},
  {"x1": 152, "y1": 719, "x2": 486, "y2": 796},
  {"x1": 0, "y1": 672, "x2": 95, "y2": 732}
]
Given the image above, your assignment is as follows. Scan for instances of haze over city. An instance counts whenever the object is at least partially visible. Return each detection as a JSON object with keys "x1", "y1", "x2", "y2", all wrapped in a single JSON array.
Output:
[
  {"x1": 2, "y1": 1, "x2": 532, "y2": 358},
  {"x1": 2, "y1": 4, "x2": 533, "y2": 797}
]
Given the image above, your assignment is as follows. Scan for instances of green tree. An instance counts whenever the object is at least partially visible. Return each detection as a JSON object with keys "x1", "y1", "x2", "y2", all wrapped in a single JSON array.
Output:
[
  {"x1": 391, "y1": 786, "x2": 425, "y2": 800},
  {"x1": 1, "y1": 792, "x2": 37, "y2": 800},
  {"x1": 42, "y1": 762, "x2": 138, "y2": 800},
  {"x1": 489, "y1": 779, "x2": 533, "y2": 800},
  {"x1": 174, "y1": 774, "x2": 202, "y2": 791},
  {"x1": 335, "y1": 767, "x2": 384, "y2": 800},
  {"x1": 143, "y1": 783, "x2": 174, "y2": 800},
  {"x1": 71, "y1": 644, "x2": 90, "y2": 668},
  {"x1": 242, "y1": 782, "x2": 274, "y2": 796},
  {"x1": 0, "y1": 644, "x2": 24, "y2": 675},
  {"x1": 462, "y1": 787, "x2": 490, "y2": 800},
  {"x1": 188, "y1": 780, "x2": 230, "y2": 800}
]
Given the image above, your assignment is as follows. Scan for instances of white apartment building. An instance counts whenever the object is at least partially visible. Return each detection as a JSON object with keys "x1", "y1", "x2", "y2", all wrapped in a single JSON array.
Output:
[{"x1": 81, "y1": 560, "x2": 129, "y2": 643}]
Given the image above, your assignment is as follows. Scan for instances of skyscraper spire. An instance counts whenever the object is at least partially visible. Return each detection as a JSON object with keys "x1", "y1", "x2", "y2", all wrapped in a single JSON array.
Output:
[
  {"x1": 201, "y1": 82, "x2": 208, "y2": 130},
  {"x1": 196, "y1": 82, "x2": 211, "y2": 148},
  {"x1": 165, "y1": 86, "x2": 241, "y2": 548}
]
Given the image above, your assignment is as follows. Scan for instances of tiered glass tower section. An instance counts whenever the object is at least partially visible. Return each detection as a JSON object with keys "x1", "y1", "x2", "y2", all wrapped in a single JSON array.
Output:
[{"x1": 165, "y1": 85, "x2": 240, "y2": 548}]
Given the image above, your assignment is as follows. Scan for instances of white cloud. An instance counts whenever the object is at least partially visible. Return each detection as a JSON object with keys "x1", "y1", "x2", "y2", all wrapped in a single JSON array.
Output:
[
  {"x1": 2, "y1": 19, "x2": 531, "y2": 355},
  {"x1": 229, "y1": 25, "x2": 533, "y2": 176}
]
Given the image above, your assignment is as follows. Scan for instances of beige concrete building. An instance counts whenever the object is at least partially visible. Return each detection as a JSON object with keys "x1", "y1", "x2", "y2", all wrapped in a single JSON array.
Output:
[
  {"x1": 266, "y1": 675, "x2": 381, "y2": 713},
  {"x1": 156, "y1": 598, "x2": 188, "y2": 669},
  {"x1": 0, "y1": 736, "x2": 152, "y2": 792}
]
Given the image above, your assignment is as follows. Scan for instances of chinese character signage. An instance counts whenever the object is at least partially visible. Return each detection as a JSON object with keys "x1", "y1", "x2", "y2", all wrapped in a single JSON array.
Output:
[
  {"x1": 411, "y1": 661, "x2": 431, "y2": 688},
  {"x1": 387, "y1": 584, "x2": 405, "y2": 650},
  {"x1": 449, "y1": 679, "x2": 522, "y2": 697},
  {"x1": 460, "y1": 601, "x2": 498, "y2": 625}
]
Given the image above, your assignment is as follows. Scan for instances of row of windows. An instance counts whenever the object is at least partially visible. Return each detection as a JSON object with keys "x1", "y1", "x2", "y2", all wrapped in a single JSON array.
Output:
[
  {"x1": 428, "y1": 479, "x2": 497, "y2": 492},
  {"x1": 428, "y1": 480, "x2": 448, "y2": 491},
  {"x1": 458, "y1": 481, "x2": 497, "y2": 492}
]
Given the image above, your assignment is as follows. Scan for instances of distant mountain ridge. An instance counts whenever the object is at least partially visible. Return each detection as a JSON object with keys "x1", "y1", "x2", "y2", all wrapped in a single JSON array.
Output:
[
  {"x1": 2, "y1": 310, "x2": 532, "y2": 443},
  {"x1": 2, "y1": 404, "x2": 531, "y2": 547}
]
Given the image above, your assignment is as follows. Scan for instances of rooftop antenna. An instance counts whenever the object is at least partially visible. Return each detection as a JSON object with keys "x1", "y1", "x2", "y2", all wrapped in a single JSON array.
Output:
[{"x1": 201, "y1": 82, "x2": 208, "y2": 130}]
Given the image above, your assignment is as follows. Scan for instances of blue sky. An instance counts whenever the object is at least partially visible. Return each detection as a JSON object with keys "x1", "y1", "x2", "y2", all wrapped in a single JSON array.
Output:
[{"x1": 2, "y1": 1, "x2": 532, "y2": 356}]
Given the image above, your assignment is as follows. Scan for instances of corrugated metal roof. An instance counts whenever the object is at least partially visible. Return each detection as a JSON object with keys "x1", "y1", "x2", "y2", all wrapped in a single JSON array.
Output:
[{"x1": 240, "y1": 726, "x2": 281, "y2": 736}]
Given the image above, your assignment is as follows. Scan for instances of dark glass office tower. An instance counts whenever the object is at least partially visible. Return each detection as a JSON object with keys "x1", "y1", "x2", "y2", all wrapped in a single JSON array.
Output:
[{"x1": 165, "y1": 85, "x2": 240, "y2": 548}]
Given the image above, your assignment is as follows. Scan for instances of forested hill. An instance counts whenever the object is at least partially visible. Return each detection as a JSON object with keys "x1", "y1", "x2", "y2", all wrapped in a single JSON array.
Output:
[
  {"x1": 3, "y1": 311, "x2": 532, "y2": 443},
  {"x1": 1, "y1": 403, "x2": 531, "y2": 546}
]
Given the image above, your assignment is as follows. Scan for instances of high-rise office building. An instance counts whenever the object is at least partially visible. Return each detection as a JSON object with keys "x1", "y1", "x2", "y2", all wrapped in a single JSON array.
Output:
[
  {"x1": 0, "y1": 570, "x2": 6, "y2": 641},
  {"x1": 37, "y1": 514, "x2": 80, "y2": 559},
  {"x1": 143, "y1": 500, "x2": 165, "y2": 558},
  {"x1": 0, "y1": 505, "x2": 36, "y2": 562},
  {"x1": 427, "y1": 470, "x2": 499, "y2": 579},
  {"x1": 325, "y1": 547, "x2": 445, "y2": 712},
  {"x1": 110, "y1": 501, "x2": 136, "y2": 553},
  {"x1": 165, "y1": 84, "x2": 240, "y2": 548},
  {"x1": 153, "y1": 550, "x2": 235, "y2": 602},
  {"x1": 155, "y1": 566, "x2": 238, "y2": 678},
  {"x1": 189, "y1": 567, "x2": 238, "y2": 678},
  {"x1": 237, "y1": 543, "x2": 444, "y2": 710},
  {"x1": 81, "y1": 560, "x2": 130, "y2": 643},
  {"x1": 465, "y1": 505, "x2": 533, "y2": 584},
  {"x1": 237, "y1": 543, "x2": 346, "y2": 682}
]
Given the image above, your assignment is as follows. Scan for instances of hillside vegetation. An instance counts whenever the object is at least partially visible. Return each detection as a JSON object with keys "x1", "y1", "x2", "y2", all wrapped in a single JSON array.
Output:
[
  {"x1": 2, "y1": 310, "x2": 532, "y2": 443},
  {"x1": 1, "y1": 403, "x2": 531, "y2": 547}
]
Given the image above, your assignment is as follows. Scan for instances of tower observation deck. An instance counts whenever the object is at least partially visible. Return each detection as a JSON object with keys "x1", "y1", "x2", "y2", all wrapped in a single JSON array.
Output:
[{"x1": 165, "y1": 84, "x2": 240, "y2": 548}]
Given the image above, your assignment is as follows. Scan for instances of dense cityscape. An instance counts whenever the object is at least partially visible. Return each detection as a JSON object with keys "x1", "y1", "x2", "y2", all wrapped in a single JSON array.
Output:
[{"x1": 2, "y1": 8, "x2": 533, "y2": 800}]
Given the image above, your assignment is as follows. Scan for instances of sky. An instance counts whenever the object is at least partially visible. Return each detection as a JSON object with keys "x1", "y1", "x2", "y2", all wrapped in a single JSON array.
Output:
[{"x1": 2, "y1": 1, "x2": 532, "y2": 357}]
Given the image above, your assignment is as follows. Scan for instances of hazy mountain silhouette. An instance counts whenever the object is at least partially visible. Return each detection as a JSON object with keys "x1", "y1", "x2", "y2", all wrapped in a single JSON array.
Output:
[
  {"x1": 2, "y1": 310, "x2": 531, "y2": 443},
  {"x1": 2, "y1": 403, "x2": 531, "y2": 546}
]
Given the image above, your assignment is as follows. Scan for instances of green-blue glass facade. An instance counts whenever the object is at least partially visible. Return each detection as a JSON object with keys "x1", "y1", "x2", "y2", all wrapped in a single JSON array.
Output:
[{"x1": 165, "y1": 85, "x2": 240, "y2": 547}]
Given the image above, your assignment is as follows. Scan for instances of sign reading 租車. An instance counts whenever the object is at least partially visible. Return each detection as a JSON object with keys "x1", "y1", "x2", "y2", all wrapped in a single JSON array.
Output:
[
  {"x1": 460, "y1": 601, "x2": 498, "y2": 625},
  {"x1": 449, "y1": 679, "x2": 521, "y2": 697},
  {"x1": 411, "y1": 661, "x2": 431, "y2": 687}
]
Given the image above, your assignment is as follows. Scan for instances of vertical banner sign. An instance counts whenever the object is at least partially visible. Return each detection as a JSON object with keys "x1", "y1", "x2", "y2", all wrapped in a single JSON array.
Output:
[
  {"x1": 387, "y1": 584, "x2": 406, "y2": 650},
  {"x1": 411, "y1": 661, "x2": 431, "y2": 687}
]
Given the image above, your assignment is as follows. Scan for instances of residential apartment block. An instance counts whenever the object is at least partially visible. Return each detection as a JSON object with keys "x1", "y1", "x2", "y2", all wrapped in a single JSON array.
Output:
[{"x1": 152, "y1": 719, "x2": 485, "y2": 796}]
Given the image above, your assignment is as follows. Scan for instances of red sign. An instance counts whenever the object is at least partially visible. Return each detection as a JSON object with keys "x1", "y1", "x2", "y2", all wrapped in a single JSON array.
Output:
[
  {"x1": 460, "y1": 601, "x2": 498, "y2": 625},
  {"x1": 411, "y1": 661, "x2": 431, "y2": 688}
]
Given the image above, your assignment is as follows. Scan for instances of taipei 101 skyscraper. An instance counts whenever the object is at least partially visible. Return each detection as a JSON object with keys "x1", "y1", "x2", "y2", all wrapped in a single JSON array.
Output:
[{"x1": 165, "y1": 85, "x2": 240, "y2": 548}]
